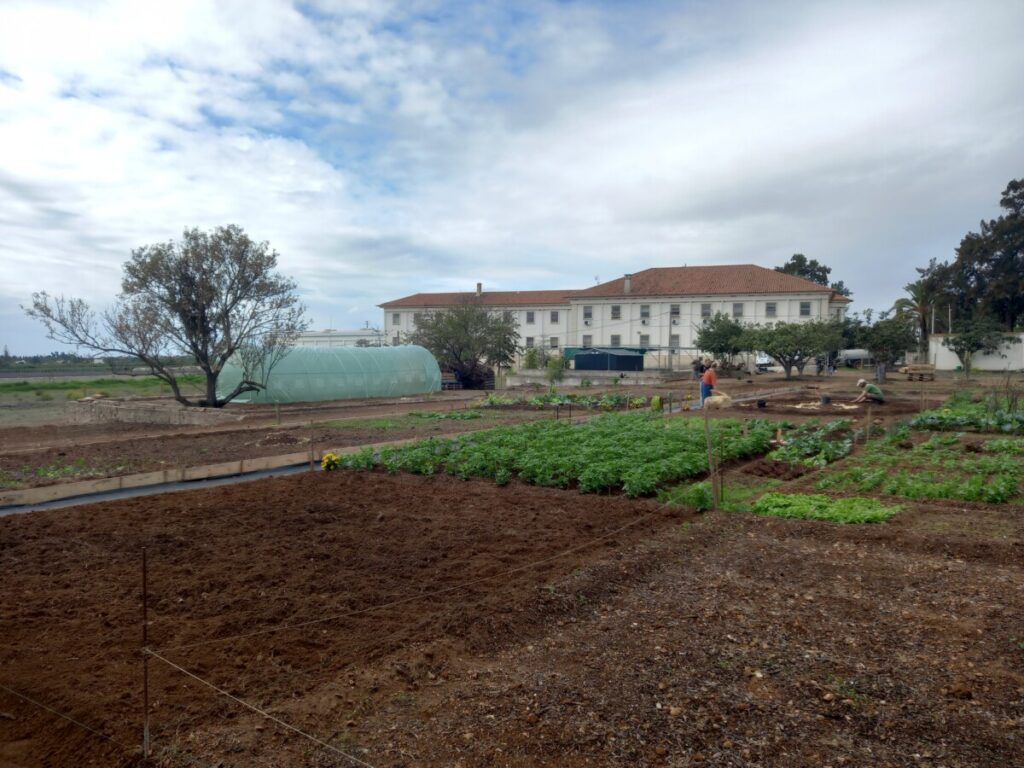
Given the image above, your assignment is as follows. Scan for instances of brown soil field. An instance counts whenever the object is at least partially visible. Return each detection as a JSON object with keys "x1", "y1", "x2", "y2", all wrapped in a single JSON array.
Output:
[
  {"x1": 2, "y1": 469, "x2": 1022, "y2": 767},
  {"x1": 0, "y1": 370, "x2": 956, "y2": 491}
]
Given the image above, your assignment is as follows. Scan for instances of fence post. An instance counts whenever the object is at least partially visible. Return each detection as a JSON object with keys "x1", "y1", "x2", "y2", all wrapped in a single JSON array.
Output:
[
  {"x1": 702, "y1": 408, "x2": 719, "y2": 510},
  {"x1": 142, "y1": 548, "x2": 150, "y2": 759}
]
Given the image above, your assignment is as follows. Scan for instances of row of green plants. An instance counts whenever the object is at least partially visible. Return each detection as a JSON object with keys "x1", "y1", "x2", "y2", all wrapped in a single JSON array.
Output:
[
  {"x1": 750, "y1": 493, "x2": 900, "y2": 524},
  {"x1": 481, "y1": 392, "x2": 650, "y2": 411},
  {"x1": 814, "y1": 428, "x2": 1022, "y2": 504},
  {"x1": 767, "y1": 419, "x2": 855, "y2": 468},
  {"x1": 334, "y1": 412, "x2": 776, "y2": 497},
  {"x1": 910, "y1": 390, "x2": 1024, "y2": 434}
]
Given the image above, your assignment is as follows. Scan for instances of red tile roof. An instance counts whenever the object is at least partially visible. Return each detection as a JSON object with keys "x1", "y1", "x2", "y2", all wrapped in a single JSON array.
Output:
[
  {"x1": 380, "y1": 289, "x2": 575, "y2": 309},
  {"x1": 380, "y1": 266, "x2": 851, "y2": 308},
  {"x1": 571, "y1": 265, "x2": 837, "y2": 298}
]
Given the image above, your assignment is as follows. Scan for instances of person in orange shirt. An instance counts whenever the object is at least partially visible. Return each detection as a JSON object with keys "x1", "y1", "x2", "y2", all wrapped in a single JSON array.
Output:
[{"x1": 700, "y1": 361, "x2": 719, "y2": 406}]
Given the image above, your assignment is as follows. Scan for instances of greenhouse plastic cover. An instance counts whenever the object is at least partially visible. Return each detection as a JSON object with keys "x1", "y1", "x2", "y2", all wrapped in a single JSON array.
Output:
[{"x1": 217, "y1": 345, "x2": 442, "y2": 404}]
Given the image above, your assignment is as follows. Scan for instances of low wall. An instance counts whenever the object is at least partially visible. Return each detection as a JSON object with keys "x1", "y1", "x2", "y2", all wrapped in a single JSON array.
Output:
[
  {"x1": 507, "y1": 370, "x2": 688, "y2": 388},
  {"x1": 67, "y1": 399, "x2": 245, "y2": 426},
  {"x1": 927, "y1": 334, "x2": 1024, "y2": 372}
]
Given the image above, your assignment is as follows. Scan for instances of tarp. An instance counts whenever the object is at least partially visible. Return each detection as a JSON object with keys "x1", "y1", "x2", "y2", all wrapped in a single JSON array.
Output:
[{"x1": 217, "y1": 345, "x2": 442, "y2": 403}]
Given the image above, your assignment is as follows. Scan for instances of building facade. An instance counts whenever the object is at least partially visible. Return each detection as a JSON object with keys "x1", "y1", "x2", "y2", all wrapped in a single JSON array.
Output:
[{"x1": 380, "y1": 265, "x2": 851, "y2": 365}]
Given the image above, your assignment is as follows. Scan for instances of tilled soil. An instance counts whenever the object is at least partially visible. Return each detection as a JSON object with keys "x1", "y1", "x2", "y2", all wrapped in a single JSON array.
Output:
[
  {"x1": 0, "y1": 413, "x2": 543, "y2": 489},
  {"x1": 1, "y1": 470, "x2": 1023, "y2": 767}
]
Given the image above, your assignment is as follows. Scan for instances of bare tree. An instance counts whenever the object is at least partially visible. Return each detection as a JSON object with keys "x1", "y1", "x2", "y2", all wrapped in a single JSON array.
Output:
[{"x1": 25, "y1": 225, "x2": 308, "y2": 407}]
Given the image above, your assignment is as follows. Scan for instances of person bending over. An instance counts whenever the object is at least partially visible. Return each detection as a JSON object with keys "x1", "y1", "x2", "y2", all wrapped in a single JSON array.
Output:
[{"x1": 852, "y1": 378, "x2": 884, "y2": 404}]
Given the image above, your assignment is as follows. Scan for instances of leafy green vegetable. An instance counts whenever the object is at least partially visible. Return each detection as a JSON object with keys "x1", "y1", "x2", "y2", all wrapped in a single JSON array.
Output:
[{"x1": 751, "y1": 493, "x2": 899, "y2": 524}]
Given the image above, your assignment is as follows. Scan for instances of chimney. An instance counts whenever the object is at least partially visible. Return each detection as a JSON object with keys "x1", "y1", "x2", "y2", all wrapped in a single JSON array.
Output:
[
  {"x1": 476, "y1": 282, "x2": 482, "y2": 297},
  {"x1": 623, "y1": 274, "x2": 632, "y2": 295}
]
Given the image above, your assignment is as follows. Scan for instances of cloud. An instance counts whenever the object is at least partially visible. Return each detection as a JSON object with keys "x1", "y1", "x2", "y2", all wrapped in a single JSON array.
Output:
[{"x1": 1, "y1": 0, "x2": 1023, "y2": 352}]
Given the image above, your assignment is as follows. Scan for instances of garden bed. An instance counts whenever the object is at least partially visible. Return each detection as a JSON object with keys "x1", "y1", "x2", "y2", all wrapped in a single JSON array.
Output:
[
  {"x1": 0, "y1": 410, "x2": 544, "y2": 490},
  {"x1": 1, "y1": 471, "x2": 1021, "y2": 766}
]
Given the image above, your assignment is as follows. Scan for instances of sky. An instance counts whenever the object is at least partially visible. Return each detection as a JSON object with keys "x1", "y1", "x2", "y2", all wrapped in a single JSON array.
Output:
[{"x1": 1, "y1": 0, "x2": 1023, "y2": 354}]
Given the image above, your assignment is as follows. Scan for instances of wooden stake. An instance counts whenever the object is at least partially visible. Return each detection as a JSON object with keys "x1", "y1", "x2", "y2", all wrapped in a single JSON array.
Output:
[
  {"x1": 142, "y1": 547, "x2": 150, "y2": 759},
  {"x1": 309, "y1": 420, "x2": 315, "y2": 469},
  {"x1": 865, "y1": 405, "x2": 873, "y2": 444},
  {"x1": 702, "y1": 408, "x2": 719, "y2": 510}
]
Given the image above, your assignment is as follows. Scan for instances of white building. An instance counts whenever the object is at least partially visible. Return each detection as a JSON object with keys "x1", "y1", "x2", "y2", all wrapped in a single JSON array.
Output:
[
  {"x1": 380, "y1": 265, "x2": 851, "y2": 365},
  {"x1": 296, "y1": 328, "x2": 387, "y2": 347}
]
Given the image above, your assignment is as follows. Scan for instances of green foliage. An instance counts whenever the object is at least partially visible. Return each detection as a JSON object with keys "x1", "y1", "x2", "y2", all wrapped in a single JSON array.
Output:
[
  {"x1": 409, "y1": 410, "x2": 483, "y2": 421},
  {"x1": 768, "y1": 419, "x2": 854, "y2": 467},
  {"x1": 850, "y1": 312, "x2": 918, "y2": 368},
  {"x1": 696, "y1": 313, "x2": 748, "y2": 362},
  {"x1": 545, "y1": 355, "x2": 566, "y2": 384},
  {"x1": 775, "y1": 253, "x2": 852, "y2": 297},
  {"x1": 0, "y1": 375, "x2": 204, "y2": 395},
  {"x1": 522, "y1": 347, "x2": 542, "y2": 370},
  {"x1": 26, "y1": 224, "x2": 307, "y2": 407},
  {"x1": 742, "y1": 320, "x2": 843, "y2": 379},
  {"x1": 668, "y1": 481, "x2": 715, "y2": 511},
  {"x1": 942, "y1": 318, "x2": 1021, "y2": 377},
  {"x1": 911, "y1": 390, "x2": 1024, "y2": 433},
  {"x1": 815, "y1": 428, "x2": 1023, "y2": 503},
  {"x1": 751, "y1": 493, "x2": 899, "y2": 524},
  {"x1": 480, "y1": 394, "x2": 518, "y2": 407},
  {"x1": 650, "y1": 395, "x2": 663, "y2": 412},
  {"x1": 342, "y1": 412, "x2": 776, "y2": 497},
  {"x1": 407, "y1": 299, "x2": 520, "y2": 388}
]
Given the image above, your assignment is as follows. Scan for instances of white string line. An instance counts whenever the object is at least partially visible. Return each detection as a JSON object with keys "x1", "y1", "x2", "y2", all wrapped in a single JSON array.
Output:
[
  {"x1": 146, "y1": 649, "x2": 377, "y2": 768},
  {"x1": 156, "y1": 511, "x2": 657, "y2": 653},
  {"x1": 0, "y1": 682, "x2": 130, "y2": 750}
]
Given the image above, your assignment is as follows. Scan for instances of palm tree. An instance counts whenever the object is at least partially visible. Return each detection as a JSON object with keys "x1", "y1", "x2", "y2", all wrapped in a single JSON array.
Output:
[{"x1": 890, "y1": 280, "x2": 932, "y2": 352}]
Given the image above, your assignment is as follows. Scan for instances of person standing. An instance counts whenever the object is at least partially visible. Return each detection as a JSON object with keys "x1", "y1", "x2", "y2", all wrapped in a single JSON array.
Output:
[
  {"x1": 700, "y1": 361, "x2": 719, "y2": 406},
  {"x1": 691, "y1": 357, "x2": 704, "y2": 380}
]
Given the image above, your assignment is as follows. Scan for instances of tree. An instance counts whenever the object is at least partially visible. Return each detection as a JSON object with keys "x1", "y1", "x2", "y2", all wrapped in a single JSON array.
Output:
[
  {"x1": 25, "y1": 225, "x2": 307, "y2": 407},
  {"x1": 406, "y1": 299, "x2": 519, "y2": 388},
  {"x1": 890, "y1": 279, "x2": 935, "y2": 351},
  {"x1": 953, "y1": 178, "x2": 1024, "y2": 330},
  {"x1": 742, "y1": 320, "x2": 843, "y2": 379},
  {"x1": 775, "y1": 253, "x2": 852, "y2": 297},
  {"x1": 695, "y1": 313, "x2": 748, "y2": 365},
  {"x1": 853, "y1": 312, "x2": 918, "y2": 382},
  {"x1": 942, "y1": 318, "x2": 1021, "y2": 378}
]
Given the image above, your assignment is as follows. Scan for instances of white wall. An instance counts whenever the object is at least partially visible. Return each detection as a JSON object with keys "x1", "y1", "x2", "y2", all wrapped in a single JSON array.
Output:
[
  {"x1": 927, "y1": 334, "x2": 1024, "y2": 371},
  {"x1": 382, "y1": 304, "x2": 573, "y2": 349}
]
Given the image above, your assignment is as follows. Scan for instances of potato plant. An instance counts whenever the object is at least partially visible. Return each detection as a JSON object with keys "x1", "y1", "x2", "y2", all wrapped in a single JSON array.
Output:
[{"x1": 342, "y1": 412, "x2": 775, "y2": 497}]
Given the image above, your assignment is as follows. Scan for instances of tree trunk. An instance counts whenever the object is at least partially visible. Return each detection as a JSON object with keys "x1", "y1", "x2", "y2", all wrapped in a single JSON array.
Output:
[
  {"x1": 204, "y1": 373, "x2": 219, "y2": 408},
  {"x1": 783, "y1": 363, "x2": 793, "y2": 379},
  {"x1": 875, "y1": 362, "x2": 887, "y2": 383}
]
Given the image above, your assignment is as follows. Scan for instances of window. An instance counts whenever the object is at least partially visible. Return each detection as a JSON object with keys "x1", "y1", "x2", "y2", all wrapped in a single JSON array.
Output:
[
  {"x1": 392, "y1": 313, "x2": 400, "y2": 325},
  {"x1": 701, "y1": 303, "x2": 712, "y2": 319},
  {"x1": 639, "y1": 334, "x2": 650, "y2": 347},
  {"x1": 583, "y1": 305, "x2": 593, "y2": 321},
  {"x1": 610, "y1": 334, "x2": 621, "y2": 347},
  {"x1": 549, "y1": 336, "x2": 559, "y2": 348},
  {"x1": 413, "y1": 312, "x2": 422, "y2": 325},
  {"x1": 800, "y1": 301, "x2": 812, "y2": 317},
  {"x1": 582, "y1": 334, "x2": 593, "y2": 347},
  {"x1": 669, "y1": 334, "x2": 680, "y2": 349},
  {"x1": 526, "y1": 311, "x2": 535, "y2": 324},
  {"x1": 391, "y1": 335, "x2": 400, "y2": 346},
  {"x1": 503, "y1": 311, "x2": 514, "y2": 322},
  {"x1": 611, "y1": 305, "x2": 621, "y2": 320},
  {"x1": 525, "y1": 337, "x2": 534, "y2": 348},
  {"x1": 670, "y1": 304, "x2": 680, "y2": 318},
  {"x1": 640, "y1": 304, "x2": 650, "y2": 319},
  {"x1": 550, "y1": 310, "x2": 560, "y2": 324},
  {"x1": 765, "y1": 302, "x2": 777, "y2": 318},
  {"x1": 733, "y1": 303, "x2": 743, "y2": 318}
]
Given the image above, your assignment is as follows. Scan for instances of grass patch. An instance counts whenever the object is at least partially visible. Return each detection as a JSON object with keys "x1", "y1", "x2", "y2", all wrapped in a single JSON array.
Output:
[
  {"x1": 0, "y1": 375, "x2": 203, "y2": 394},
  {"x1": 750, "y1": 492, "x2": 900, "y2": 524},
  {"x1": 660, "y1": 476, "x2": 782, "y2": 512}
]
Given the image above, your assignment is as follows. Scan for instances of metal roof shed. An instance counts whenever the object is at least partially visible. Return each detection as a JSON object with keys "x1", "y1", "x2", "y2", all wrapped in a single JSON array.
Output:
[{"x1": 572, "y1": 348, "x2": 644, "y2": 372}]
